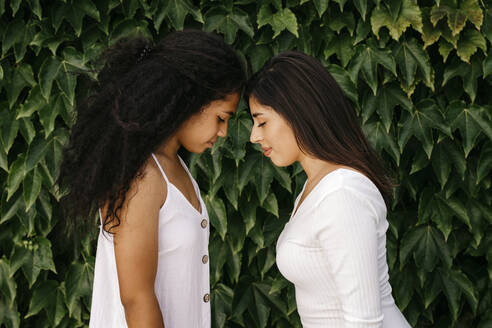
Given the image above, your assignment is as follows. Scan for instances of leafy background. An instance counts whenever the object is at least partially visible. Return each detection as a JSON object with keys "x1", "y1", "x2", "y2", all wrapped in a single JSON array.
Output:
[{"x1": 1, "y1": 0, "x2": 492, "y2": 327}]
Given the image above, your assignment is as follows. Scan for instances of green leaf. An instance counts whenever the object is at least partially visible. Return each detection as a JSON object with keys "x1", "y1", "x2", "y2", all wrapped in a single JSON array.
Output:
[
  {"x1": 38, "y1": 56, "x2": 62, "y2": 102},
  {"x1": 164, "y1": 0, "x2": 203, "y2": 30},
  {"x1": 439, "y1": 38, "x2": 455, "y2": 62},
  {"x1": 255, "y1": 156, "x2": 274, "y2": 205},
  {"x1": 437, "y1": 194, "x2": 472, "y2": 229},
  {"x1": 0, "y1": 106, "x2": 20, "y2": 154},
  {"x1": 477, "y1": 143, "x2": 492, "y2": 184},
  {"x1": 7, "y1": 63, "x2": 36, "y2": 108},
  {"x1": 262, "y1": 7, "x2": 299, "y2": 38},
  {"x1": 7, "y1": 155, "x2": 26, "y2": 201},
  {"x1": 20, "y1": 237, "x2": 57, "y2": 287},
  {"x1": 23, "y1": 167, "x2": 42, "y2": 212},
  {"x1": 313, "y1": 0, "x2": 329, "y2": 17},
  {"x1": 447, "y1": 101, "x2": 481, "y2": 157},
  {"x1": 394, "y1": 38, "x2": 434, "y2": 95},
  {"x1": 0, "y1": 194, "x2": 24, "y2": 225},
  {"x1": 25, "y1": 280, "x2": 65, "y2": 325},
  {"x1": 0, "y1": 258, "x2": 17, "y2": 305},
  {"x1": 239, "y1": 198, "x2": 256, "y2": 235},
  {"x1": 25, "y1": 136, "x2": 50, "y2": 173},
  {"x1": 456, "y1": 29, "x2": 487, "y2": 63},
  {"x1": 483, "y1": 52, "x2": 492, "y2": 78},
  {"x1": 38, "y1": 94, "x2": 63, "y2": 138},
  {"x1": 263, "y1": 193, "x2": 278, "y2": 217},
  {"x1": 432, "y1": 142, "x2": 452, "y2": 189},
  {"x1": 206, "y1": 196, "x2": 228, "y2": 240},
  {"x1": 348, "y1": 43, "x2": 397, "y2": 95},
  {"x1": 2, "y1": 19, "x2": 24, "y2": 56},
  {"x1": 18, "y1": 118, "x2": 36, "y2": 145},
  {"x1": 325, "y1": 64, "x2": 358, "y2": 103},
  {"x1": 237, "y1": 153, "x2": 259, "y2": 194},
  {"x1": 370, "y1": 0, "x2": 423, "y2": 40},
  {"x1": 212, "y1": 283, "x2": 233, "y2": 327},
  {"x1": 65, "y1": 260, "x2": 93, "y2": 317},
  {"x1": 354, "y1": 0, "x2": 368, "y2": 21},
  {"x1": 363, "y1": 121, "x2": 400, "y2": 166}
]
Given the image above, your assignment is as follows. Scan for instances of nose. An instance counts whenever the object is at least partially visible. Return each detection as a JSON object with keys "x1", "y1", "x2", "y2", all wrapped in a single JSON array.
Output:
[
  {"x1": 217, "y1": 121, "x2": 227, "y2": 138},
  {"x1": 250, "y1": 125, "x2": 261, "y2": 144}
]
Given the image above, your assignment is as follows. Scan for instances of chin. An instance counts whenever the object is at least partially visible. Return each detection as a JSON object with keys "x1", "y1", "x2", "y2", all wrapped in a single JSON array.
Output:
[{"x1": 271, "y1": 157, "x2": 294, "y2": 167}]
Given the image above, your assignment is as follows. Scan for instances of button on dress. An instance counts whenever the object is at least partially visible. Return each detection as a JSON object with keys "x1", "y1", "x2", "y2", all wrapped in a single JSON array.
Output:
[
  {"x1": 89, "y1": 154, "x2": 211, "y2": 327},
  {"x1": 276, "y1": 169, "x2": 410, "y2": 328}
]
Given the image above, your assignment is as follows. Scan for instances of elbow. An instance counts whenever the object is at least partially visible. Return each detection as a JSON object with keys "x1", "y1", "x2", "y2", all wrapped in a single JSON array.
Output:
[{"x1": 120, "y1": 290, "x2": 156, "y2": 311}]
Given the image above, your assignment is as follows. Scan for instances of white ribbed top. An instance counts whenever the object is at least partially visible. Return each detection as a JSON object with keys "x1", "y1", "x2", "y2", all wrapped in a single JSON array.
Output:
[
  {"x1": 89, "y1": 154, "x2": 211, "y2": 327},
  {"x1": 276, "y1": 169, "x2": 410, "y2": 328}
]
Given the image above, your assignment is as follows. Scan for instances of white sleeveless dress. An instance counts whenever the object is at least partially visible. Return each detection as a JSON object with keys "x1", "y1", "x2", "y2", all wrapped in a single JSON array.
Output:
[
  {"x1": 89, "y1": 154, "x2": 211, "y2": 327},
  {"x1": 276, "y1": 169, "x2": 410, "y2": 327}
]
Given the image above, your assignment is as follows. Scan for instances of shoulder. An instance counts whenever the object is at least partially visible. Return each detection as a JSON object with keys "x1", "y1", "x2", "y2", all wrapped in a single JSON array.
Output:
[
  {"x1": 117, "y1": 156, "x2": 167, "y2": 218},
  {"x1": 313, "y1": 169, "x2": 387, "y2": 220}
]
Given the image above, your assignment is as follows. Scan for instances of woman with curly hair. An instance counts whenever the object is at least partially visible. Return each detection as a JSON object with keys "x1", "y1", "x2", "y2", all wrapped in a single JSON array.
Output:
[
  {"x1": 247, "y1": 51, "x2": 410, "y2": 327},
  {"x1": 59, "y1": 30, "x2": 245, "y2": 327}
]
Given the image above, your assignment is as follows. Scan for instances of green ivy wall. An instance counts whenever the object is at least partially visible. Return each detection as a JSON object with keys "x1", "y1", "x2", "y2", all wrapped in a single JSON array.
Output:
[{"x1": 0, "y1": 0, "x2": 491, "y2": 327}]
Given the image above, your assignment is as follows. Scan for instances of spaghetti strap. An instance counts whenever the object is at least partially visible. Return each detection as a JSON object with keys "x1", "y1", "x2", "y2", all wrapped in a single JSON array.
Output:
[{"x1": 151, "y1": 153, "x2": 170, "y2": 184}]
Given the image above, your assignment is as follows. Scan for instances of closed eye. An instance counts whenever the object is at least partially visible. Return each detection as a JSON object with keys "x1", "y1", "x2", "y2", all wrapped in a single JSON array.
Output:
[
  {"x1": 258, "y1": 122, "x2": 266, "y2": 127},
  {"x1": 218, "y1": 116, "x2": 225, "y2": 122}
]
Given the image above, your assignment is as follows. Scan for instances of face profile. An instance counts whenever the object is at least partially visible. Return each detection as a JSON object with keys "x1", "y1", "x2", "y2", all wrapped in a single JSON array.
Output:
[
  {"x1": 176, "y1": 92, "x2": 240, "y2": 153},
  {"x1": 249, "y1": 96, "x2": 300, "y2": 167}
]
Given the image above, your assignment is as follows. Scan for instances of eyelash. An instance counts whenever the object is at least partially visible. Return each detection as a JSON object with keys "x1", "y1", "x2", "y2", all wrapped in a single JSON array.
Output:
[
  {"x1": 218, "y1": 117, "x2": 225, "y2": 122},
  {"x1": 258, "y1": 122, "x2": 266, "y2": 127}
]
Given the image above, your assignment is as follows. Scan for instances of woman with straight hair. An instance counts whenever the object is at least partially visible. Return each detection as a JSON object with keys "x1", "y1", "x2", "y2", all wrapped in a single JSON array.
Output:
[
  {"x1": 59, "y1": 30, "x2": 245, "y2": 327},
  {"x1": 247, "y1": 51, "x2": 410, "y2": 328}
]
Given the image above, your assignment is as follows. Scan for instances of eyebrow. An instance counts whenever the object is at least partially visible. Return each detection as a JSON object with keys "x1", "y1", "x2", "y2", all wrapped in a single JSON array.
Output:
[{"x1": 252, "y1": 113, "x2": 263, "y2": 118}]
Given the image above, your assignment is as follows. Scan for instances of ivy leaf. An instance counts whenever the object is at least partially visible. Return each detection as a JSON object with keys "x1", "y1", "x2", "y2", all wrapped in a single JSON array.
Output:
[
  {"x1": 439, "y1": 38, "x2": 455, "y2": 62},
  {"x1": 313, "y1": 0, "x2": 329, "y2": 17},
  {"x1": 65, "y1": 260, "x2": 93, "y2": 318},
  {"x1": 431, "y1": 0, "x2": 483, "y2": 36},
  {"x1": 204, "y1": 7, "x2": 254, "y2": 44},
  {"x1": 18, "y1": 237, "x2": 57, "y2": 288},
  {"x1": 421, "y1": 8, "x2": 441, "y2": 48},
  {"x1": 7, "y1": 63, "x2": 36, "y2": 108},
  {"x1": 0, "y1": 105, "x2": 20, "y2": 154},
  {"x1": 477, "y1": 143, "x2": 492, "y2": 185},
  {"x1": 393, "y1": 38, "x2": 434, "y2": 95},
  {"x1": 364, "y1": 122, "x2": 401, "y2": 166},
  {"x1": 325, "y1": 64, "x2": 358, "y2": 103},
  {"x1": 324, "y1": 33, "x2": 356, "y2": 68},
  {"x1": 2, "y1": 19, "x2": 24, "y2": 56},
  {"x1": 25, "y1": 280, "x2": 66, "y2": 326},
  {"x1": 456, "y1": 29, "x2": 487, "y2": 63},
  {"x1": 263, "y1": 193, "x2": 278, "y2": 217},
  {"x1": 227, "y1": 109, "x2": 252, "y2": 165},
  {"x1": 371, "y1": 0, "x2": 423, "y2": 41},
  {"x1": 398, "y1": 99, "x2": 450, "y2": 158},
  {"x1": 447, "y1": 101, "x2": 481, "y2": 157},
  {"x1": 354, "y1": 0, "x2": 368, "y2": 21},
  {"x1": 239, "y1": 197, "x2": 256, "y2": 235},
  {"x1": 348, "y1": 43, "x2": 397, "y2": 95},
  {"x1": 255, "y1": 156, "x2": 274, "y2": 205},
  {"x1": 212, "y1": 283, "x2": 233, "y2": 327},
  {"x1": 258, "y1": 6, "x2": 298, "y2": 38},
  {"x1": 206, "y1": 196, "x2": 228, "y2": 240},
  {"x1": 7, "y1": 155, "x2": 26, "y2": 201},
  {"x1": 38, "y1": 56, "x2": 62, "y2": 103},
  {"x1": 23, "y1": 167, "x2": 42, "y2": 212},
  {"x1": 164, "y1": 0, "x2": 203, "y2": 30}
]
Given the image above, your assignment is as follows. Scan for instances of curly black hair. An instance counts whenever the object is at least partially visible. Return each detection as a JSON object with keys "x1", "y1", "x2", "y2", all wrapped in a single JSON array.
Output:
[{"x1": 59, "y1": 30, "x2": 246, "y2": 234}]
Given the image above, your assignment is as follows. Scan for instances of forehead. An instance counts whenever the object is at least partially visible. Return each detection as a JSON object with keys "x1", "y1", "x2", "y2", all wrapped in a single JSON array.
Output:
[
  {"x1": 248, "y1": 96, "x2": 273, "y2": 116},
  {"x1": 206, "y1": 93, "x2": 240, "y2": 114}
]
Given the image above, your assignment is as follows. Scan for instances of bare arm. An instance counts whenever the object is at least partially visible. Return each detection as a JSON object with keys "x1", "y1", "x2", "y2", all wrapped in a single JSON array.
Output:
[{"x1": 109, "y1": 160, "x2": 167, "y2": 328}]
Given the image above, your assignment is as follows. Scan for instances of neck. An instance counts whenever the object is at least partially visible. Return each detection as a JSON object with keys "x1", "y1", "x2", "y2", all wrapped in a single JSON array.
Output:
[
  {"x1": 297, "y1": 152, "x2": 339, "y2": 182},
  {"x1": 155, "y1": 135, "x2": 181, "y2": 161}
]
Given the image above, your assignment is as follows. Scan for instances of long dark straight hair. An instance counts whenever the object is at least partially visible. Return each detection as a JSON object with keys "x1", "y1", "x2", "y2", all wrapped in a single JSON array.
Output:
[{"x1": 246, "y1": 51, "x2": 394, "y2": 208}]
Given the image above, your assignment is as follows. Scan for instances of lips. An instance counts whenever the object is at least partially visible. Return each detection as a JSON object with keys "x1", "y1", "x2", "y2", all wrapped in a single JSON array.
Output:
[{"x1": 261, "y1": 147, "x2": 272, "y2": 157}]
